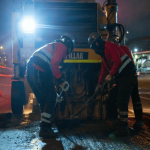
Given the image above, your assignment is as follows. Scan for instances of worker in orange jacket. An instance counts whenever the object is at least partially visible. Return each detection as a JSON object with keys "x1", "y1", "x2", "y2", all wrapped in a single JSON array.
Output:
[
  {"x1": 88, "y1": 32, "x2": 137, "y2": 137},
  {"x1": 26, "y1": 33, "x2": 75, "y2": 138}
]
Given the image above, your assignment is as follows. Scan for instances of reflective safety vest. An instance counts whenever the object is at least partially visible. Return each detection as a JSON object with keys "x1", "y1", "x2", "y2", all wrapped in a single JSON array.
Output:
[
  {"x1": 120, "y1": 45, "x2": 134, "y2": 62},
  {"x1": 31, "y1": 42, "x2": 68, "y2": 79},
  {"x1": 98, "y1": 41, "x2": 131, "y2": 84}
]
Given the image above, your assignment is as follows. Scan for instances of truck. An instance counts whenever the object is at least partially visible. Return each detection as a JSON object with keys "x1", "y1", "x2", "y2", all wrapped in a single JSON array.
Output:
[{"x1": 11, "y1": 0, "x2": 119, "y2": 121}]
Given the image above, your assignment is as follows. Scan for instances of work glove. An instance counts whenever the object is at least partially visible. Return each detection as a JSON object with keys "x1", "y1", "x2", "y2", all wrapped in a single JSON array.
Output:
[
  {"x1": 105, "y1": 74, "x2": 112, "y2": 82},
  {"x1": 95, "y1": 84, "x2": 102, "y2": 94}
]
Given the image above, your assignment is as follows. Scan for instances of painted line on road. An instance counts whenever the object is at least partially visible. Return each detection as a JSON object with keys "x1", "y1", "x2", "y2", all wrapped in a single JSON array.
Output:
[
  {"x1": 129, "y1": 109, "x2": 150, "y2": 119},
  {"x1": 139, "y1": 92, "x2": 150, "y2": 94},
  {"x1": 138, "y1": 87, "x2": 150, "y2": 90},
  {"x1": 0, "y1": 84, "x2": 11, "y2": 87},
  {"x1": 140, "y1": 96, "x2": 150, "y2": 101}
]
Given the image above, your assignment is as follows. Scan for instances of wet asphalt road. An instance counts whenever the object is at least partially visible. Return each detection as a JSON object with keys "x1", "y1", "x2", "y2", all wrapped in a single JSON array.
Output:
[
  {"x1": 138, "y1": 78, "x2": 150, "y2": 115},
  {"x1": 0, "y1": 75, "x2": 150, "y2": 149},
  {"x1": 0, "y1": 113, "x2": 150, "y2": 150},
  {"x1": 128, "y1": 74, "x2": 150, "y2": 117}
]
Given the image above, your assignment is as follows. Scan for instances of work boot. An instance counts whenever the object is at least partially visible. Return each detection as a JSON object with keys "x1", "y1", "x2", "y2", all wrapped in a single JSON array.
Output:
[
  {"x1": 109, "y1": 121, "x2": 130, "y2": 138},
  {"x1": 39, "y1": 122, "x2": 58, "y2": 138},
  {"x1": 133, "y1": 121, "x2": 144, "y2": 130}
]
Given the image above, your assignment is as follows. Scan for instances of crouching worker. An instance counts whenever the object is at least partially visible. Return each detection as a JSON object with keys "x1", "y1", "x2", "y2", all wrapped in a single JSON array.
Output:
[
  {"x1": 88, "y1": 32, "x2": 136, "y2": 137},
  {"x1": 26, "y1": 34, "x2": 75, "y2": 138}
]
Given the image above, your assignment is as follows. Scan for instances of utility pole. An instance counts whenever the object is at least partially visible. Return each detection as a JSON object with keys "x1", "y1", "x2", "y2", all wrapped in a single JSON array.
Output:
[
  {"x1": 124, "y1": 31, "x2": 129, "y2": 45},
  {"x1": 124, "y1": 34, "x2": 126, "y2": 45},
  {"x1": 105, "y1": 0, "x2": 118, "y2": 39}
]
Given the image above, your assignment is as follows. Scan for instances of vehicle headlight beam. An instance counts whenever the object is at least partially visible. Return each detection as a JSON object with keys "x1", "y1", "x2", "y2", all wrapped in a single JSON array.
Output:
[{"x1": 22, "y1": 17, "x2": 35, "y2": 33}]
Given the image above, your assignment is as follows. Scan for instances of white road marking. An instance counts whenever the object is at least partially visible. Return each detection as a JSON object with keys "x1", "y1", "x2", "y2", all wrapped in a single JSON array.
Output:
[
  {"x1": 128, "y1": 108, "x2": 150, "y2": 117},
  {"x1": 139, "y1": 92, "x2": 150, "y2": 94},
  {"x1": 138, "y1": 87, "x2": 150, "y2": 90},
  {"x1": 140, "y1": 96, "x2": 150, "y2": 101}
]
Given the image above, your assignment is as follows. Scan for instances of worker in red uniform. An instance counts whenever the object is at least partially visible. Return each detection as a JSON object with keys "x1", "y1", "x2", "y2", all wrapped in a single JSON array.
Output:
[
  {"x1": 107, "y1": 32, "x2": 144, "y2": 130},
  {"x1": 108, "y1": 32, "x2": 144, "y2": 130},
  {"x1": 120, "y1": 45, "x2": 144, "y2": 129},
  {"x1": 26, "y1": 33, "x2": 75, "y2": 138},
  {"x1": 88, "y1": 32, "x2": 137, "y2": 137}
]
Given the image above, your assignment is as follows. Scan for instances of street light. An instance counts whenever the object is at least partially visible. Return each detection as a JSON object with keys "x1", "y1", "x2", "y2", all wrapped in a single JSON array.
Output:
[
  {"x1": 124, "y1": 31, "x2": 129, "y2": 45},
  {"x1": 0, "y1": 46, "x2": 3, "y2": 49},
  {"x1": 134, "y1": 48, "x2": 137, "y2": 52}
]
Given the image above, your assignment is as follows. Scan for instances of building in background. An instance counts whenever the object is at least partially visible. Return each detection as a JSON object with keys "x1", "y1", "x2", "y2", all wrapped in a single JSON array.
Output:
[
  {"x1": 127, "y1": 36, "x2": 150, "y2": 73},
  {"x1": 0, "y1": 46, "x2": 8, "y2": 67}
]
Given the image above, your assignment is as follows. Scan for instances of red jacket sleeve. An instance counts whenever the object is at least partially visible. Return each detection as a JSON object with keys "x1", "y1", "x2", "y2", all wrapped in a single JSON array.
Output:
[
  {"x1": 51, "y1": 44, "x2": 67, "y2": 79},
  {"x1": 98, "y1": 60, "x2": 109, "y2": 84},
  {"x1": 120, "y1": 45, "x2": 134, "y2": 62},
  {"x1": 106, "y1": 43, "x2": 122, "y2": 76}
]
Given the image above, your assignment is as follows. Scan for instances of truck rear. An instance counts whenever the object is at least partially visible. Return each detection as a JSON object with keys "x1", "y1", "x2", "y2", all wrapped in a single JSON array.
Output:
[{"x1": 11, "y1": 0, "x2": 118, "y2": 121}]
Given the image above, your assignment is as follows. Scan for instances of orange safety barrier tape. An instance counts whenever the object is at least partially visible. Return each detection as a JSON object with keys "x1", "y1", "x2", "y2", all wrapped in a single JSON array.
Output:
[
  {"x1": 0, "y1": 74, "x2": 13, "y2": 77},
  {"x1": 0, "y1": 65, "x2": 13, "y2": 70},
  {"x1": 0, "y1": 84, "x2": 11, "y2": 86}
]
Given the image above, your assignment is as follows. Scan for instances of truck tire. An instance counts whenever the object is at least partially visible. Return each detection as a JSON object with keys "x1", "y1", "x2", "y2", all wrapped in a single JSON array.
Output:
[{"x1": 11, "y1": 81, "x2": 25, "y2": 115}]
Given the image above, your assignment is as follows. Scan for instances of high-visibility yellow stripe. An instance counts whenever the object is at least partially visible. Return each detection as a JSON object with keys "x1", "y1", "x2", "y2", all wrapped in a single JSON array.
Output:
[{"x1": 64, "y1": 59, "x2": 102, "y2": 63}]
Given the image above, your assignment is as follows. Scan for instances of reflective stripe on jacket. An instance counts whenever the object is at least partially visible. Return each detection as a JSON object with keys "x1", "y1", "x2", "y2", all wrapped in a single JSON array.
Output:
[
  {"x1": 31, "y1": 42, "x2": 67, "y2": 79},
  {"x1": 98, "y1": 41, "x2": 128, "y2": 84},
  {"x1": 118, "y1": 54, "x2": 131, "y2": 73},
  {"x1": 120, "y1": 45, "x2": 134, "y2": 62}
]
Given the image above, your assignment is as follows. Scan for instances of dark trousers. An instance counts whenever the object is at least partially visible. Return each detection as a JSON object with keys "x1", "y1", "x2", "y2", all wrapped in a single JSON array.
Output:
[
  {"x1": 26, "y1": 62, "x2": 56, "y2": 115},
  {"x1": 116, "y1": 63, "x2": 137, "y2": 124},
  {"x1": 131, "y1": 78, "x2": 143, "y2": 122}
]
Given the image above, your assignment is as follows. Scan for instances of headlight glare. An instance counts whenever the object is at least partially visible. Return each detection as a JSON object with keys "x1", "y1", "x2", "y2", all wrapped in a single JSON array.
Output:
[{"x1": 22, "y1": 17, "x2": 35, "y2": 33}]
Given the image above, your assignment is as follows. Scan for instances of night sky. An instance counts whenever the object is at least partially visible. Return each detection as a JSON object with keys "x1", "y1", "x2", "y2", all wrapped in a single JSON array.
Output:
[
  {"x1": 0, "y1": 0, "x2": 150, "y2": 43},
  {"x1": 97, "y1": 0, "x2": 150, "y2": 39}
]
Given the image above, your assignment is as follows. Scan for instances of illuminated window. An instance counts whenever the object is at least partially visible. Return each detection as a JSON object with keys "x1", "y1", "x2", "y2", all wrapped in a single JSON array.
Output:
[{"x1": 135, "y1": 55, "x2": 138, "y2": 59}]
